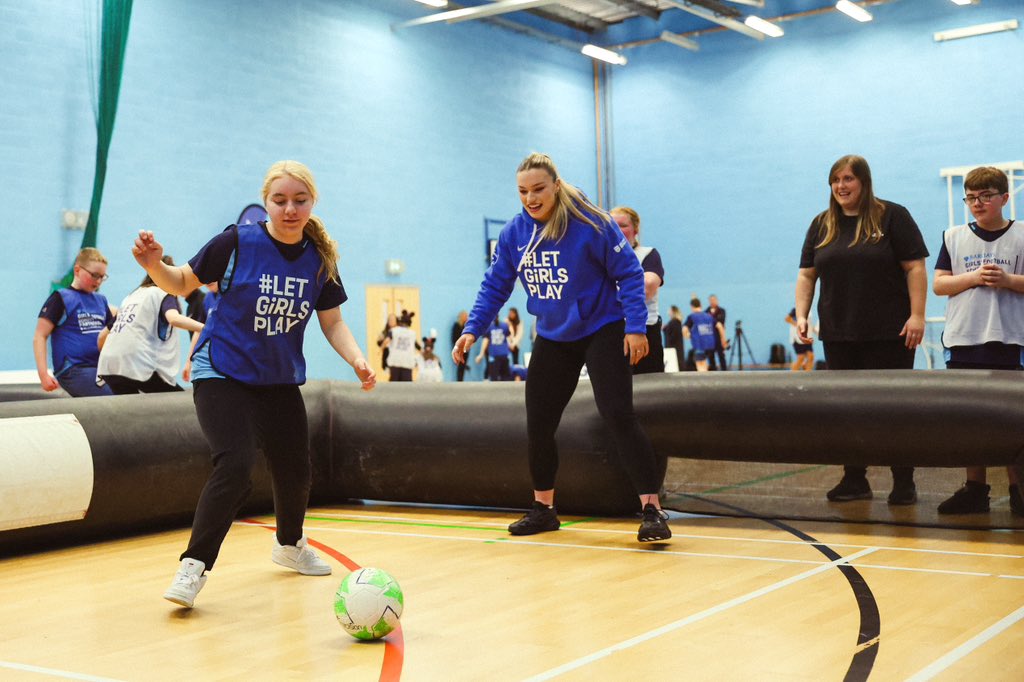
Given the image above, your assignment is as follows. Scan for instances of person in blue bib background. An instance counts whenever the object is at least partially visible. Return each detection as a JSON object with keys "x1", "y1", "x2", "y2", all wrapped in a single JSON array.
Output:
[
  {"x1": 475, "y1": 314, "x2": 513, "y2": 381},
  {"x1": 132, "y1": 160, "x2": 376, "y2": 609},
  {"x1": 33, "y1": 247, "x2": 117, "y2": 397},
  {"x1": 452, "y1": 152, "x2": 672, "y2": 543}
]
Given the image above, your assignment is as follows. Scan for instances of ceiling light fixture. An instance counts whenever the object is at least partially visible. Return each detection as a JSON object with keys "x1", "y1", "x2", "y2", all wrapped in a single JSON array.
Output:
[
  {"x1": 835, "y1": 1, "x2": 872, "y2": 22},
  {"x1": 949, "y1": 0, "x2": 973, "y2": 5},
  {"x1": 660, "y1": 30, "x2": 699, "y2": 51},
  {"x1": 413, "y1": 0, "x2": 447, "y2": 7},
  {"x1": 934, "y1": 18, "x2": 1018, "y2": 42},
  {"x1": 581, "y1": 44, "x2": 628, "y2": 65},
  {"x1": 743, "y1": 15, "x2": 784, "y2": 38}
]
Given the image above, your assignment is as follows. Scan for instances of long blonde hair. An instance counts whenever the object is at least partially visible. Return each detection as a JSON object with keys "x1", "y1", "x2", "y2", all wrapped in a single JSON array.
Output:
[
  {"x1": 517, "y1": 153, "x2": 605, "y2": 242},
  {"x1": 261, "y1": 160, "x2": 339, "y2": 282},
  {"x1": 815, "y1": 154, "x2": 885, "y2": 249}
]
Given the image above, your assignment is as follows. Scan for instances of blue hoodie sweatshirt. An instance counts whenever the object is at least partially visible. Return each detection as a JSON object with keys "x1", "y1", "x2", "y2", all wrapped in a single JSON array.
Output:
[{"x1": 464, "y1": 206, "x2": 647, "y2": 342}]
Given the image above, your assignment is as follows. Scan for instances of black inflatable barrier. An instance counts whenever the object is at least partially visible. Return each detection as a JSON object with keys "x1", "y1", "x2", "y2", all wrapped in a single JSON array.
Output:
[
  {"x1": 0, "y1": 384, "x2": 70, "y2": 402},
  {"x1": 1, "y1": 370, "x2": 1022, "y2": 554}
]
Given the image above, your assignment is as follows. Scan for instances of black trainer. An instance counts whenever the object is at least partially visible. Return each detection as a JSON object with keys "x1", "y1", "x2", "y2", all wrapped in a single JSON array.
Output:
[
  {"x1": 508, "y1": 501, "x2": 560, "y2": 536},
  {"x1": 937, "y1": 482, "x2": 990, "y2": 514},
  {"x1": 826, "y1": 475, "x2": 872, "y2": 502},
  {"x1": 638, "y1": 504, "x2": 671, "y2": 542},
  {"x1": 1009, "y1": 485, "x2": 1024, "y2": 518},
  {"x1": 888, "y1": 479, "x2": 917, "y2": 506}
]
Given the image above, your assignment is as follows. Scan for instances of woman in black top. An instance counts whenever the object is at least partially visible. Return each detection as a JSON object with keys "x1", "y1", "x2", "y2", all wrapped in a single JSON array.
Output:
[{"x1": 794, "y1": 155, "x2": 928, "y2": 505}]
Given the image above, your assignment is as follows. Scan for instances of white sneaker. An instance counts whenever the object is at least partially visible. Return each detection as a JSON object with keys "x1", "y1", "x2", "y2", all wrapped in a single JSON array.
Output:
[
  {"x1": 271, "y1": 535, "x2": 332, "y2": 576},
  {"x1": 163, "y1": 558, "x2": 207, "y2": 608}
]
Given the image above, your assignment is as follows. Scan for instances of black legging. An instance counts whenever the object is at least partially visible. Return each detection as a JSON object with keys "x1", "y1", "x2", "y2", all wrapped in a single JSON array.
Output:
[
  {"x1": 102, "y1": 372, "x2": 183, "y2": 395},
  {"x1": 182, "y1": 379, "x2": 311, "y2": 569},
  {"x1": 633, "y1": 319, "x2": 665, "y2": 375},
  {"x1": 525, "y1": 320, "x2": 661, "y2": 494},
  {"x1": 823, "y1": 338, "x2": 916, "y2": 483}
]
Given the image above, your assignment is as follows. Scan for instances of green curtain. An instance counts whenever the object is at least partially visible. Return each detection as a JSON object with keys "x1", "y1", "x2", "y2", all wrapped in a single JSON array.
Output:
[{"x1": 54, "y1": 0, "x2": 133, "y2": 290}]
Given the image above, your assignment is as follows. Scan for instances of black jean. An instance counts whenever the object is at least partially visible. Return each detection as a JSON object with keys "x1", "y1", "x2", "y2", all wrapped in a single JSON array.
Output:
[
  {"x1": 823, "y1": 339, "x2": 916, "y2": 484},
  {"x1": 182, "y1": 379, "x2": 310, "y2": 569},
  {"x1": 525, "y1": 320, "x2": 661, "y2": 494}
]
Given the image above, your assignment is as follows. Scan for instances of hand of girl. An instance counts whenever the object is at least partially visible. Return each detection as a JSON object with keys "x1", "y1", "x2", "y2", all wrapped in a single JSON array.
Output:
[
  {"x1": 452, "y1": 333, "x2": 476, "y2": 364},
  {"x1": 354, "y1": 358, "x2": 376, "y2": 391},
  {"x1": 624, "y1": 333, "x2": 648, "y2": 365},
  {"x1": 132, "y1": 230, "x2": 164, "y2": 270}
]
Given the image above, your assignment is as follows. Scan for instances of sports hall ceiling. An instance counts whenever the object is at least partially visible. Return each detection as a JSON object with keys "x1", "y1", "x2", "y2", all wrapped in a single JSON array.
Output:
[{"x1": 396, "y1": 1, "x2": 903, "y2": 52}]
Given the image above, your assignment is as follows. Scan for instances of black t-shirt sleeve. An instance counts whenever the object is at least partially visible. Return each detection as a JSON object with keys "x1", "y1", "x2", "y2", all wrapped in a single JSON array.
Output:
[
  {"x1": 886, "y1": 203, "x2": 930, "y2": 261},
  {"x1": 187, "y1": 226, "x2": 237, "y2": 285},
  {"x1": 799, "y1": 216, "x2": 822, "y2": 268},
  {"x1": 934, "y1": 231, "x2": 952, "y2": 271},
  {"x1": 160, "y1": 294, "x2": 180, "y2": 322},
  {"x1": 641, "y1": 248, "x2": 665, "y2": 283},
  {"x1": 315, "y1": 277, "x2": 347, "y2": 310},
  {"x1": 38, "y1": 291, "x2": 65, "y2": 325}
]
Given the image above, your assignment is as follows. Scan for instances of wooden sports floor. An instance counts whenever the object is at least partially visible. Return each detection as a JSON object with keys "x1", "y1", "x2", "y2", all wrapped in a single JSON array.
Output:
[{"x1": 1, "y1": 502, "x2": 1022, "y2": 681}]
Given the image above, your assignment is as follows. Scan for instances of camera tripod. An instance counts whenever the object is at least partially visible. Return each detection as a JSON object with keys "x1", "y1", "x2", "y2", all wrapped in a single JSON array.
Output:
[{"x1": 727, "y1": 321, "x2": 758, "y2": 371}]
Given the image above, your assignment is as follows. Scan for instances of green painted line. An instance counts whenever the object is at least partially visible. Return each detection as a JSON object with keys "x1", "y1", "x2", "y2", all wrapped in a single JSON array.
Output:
[
  {"x1": 695, "y1": 464, "x2": 828, "y2": 495},
  {"x1": 303, "y1": 513, "x2": 604, "y2": 534},
  {"x1": 305, "y1": 514, "x2": 500, "y2": 533}
]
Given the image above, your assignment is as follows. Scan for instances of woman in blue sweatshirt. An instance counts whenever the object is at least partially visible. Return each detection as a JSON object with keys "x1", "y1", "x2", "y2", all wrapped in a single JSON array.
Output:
[{"x1": 452, "y1": 152, "x2": 671, "y2": 542}]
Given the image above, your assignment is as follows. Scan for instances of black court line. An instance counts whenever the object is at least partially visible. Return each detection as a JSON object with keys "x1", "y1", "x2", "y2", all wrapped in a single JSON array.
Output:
[{"x1": 671, "y1": 494, "x2": 879, "y2": 682}]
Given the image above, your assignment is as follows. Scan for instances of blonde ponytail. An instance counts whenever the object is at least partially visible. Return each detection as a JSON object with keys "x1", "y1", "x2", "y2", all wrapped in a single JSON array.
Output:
[{"x1": 304, "y1": 214, "x2": 339, "y2": 283}]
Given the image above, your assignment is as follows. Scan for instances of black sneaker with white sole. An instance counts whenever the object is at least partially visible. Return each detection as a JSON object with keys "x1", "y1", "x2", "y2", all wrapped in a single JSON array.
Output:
[
  {"x1": 638, "y1": 504, "x2": 671, "y2": 542},
  {"x1": 508, "y1": 501, "x2": 560, "y2": 536}
]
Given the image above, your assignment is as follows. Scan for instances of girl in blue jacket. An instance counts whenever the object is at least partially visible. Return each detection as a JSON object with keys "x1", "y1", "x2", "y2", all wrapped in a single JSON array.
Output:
[{"x1": 453, "y1": 152, "x2": 671, "y2": 542}]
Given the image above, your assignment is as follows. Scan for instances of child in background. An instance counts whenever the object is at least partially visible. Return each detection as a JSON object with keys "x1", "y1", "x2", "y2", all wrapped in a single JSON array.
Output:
[
  {"x1": 785, "y1": 308, "x2": 815, "y2": 371},
  {"x1": 684, "y1": 297, "x2": 725, "y2": 373},
  {"x1": 932, "y1": 166, "x2": 1024, "y2": 517},
  {"x1": 98, "y1": 255, "x2": 204, "y2": 393},
  {"x1": 416, "y1": 335, "x2": 443, "y2": 382},
  {"x1": 476, "y1": 314, "x2": 513, "y2": 381},
  {"x1": 33, "y1": 247, "x2": 117, "y2": 396},
  {"x1": 382, "y1": 310, "x2": 418, "y2": 381}
]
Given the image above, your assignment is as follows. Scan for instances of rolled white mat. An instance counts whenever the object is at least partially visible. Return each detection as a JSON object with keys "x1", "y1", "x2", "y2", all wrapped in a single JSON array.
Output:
[{"x1": 0, "y1": 414, "x2": 93, "y2": 531}]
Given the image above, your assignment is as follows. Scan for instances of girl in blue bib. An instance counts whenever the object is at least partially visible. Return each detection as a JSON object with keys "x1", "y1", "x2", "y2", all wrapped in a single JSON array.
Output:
[{"x1": 133, "y1": 160, "x2": 376, "y2": 608}]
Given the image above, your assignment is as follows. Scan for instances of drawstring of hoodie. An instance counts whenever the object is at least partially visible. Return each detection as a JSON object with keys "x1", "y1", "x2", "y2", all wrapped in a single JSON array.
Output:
[{"x1": 516, "y1": 223, "x2": 540, "y2": 272}]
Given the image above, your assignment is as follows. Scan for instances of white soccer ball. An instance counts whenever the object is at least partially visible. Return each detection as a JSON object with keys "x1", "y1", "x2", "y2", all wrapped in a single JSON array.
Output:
[{"x1": 334, "y1": 567, "x2": 404, "y2": 640}]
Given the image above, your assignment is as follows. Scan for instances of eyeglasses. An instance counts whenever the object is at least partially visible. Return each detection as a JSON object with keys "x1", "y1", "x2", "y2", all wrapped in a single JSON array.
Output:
[
  {"x1": 962, "y1": 192, "x2": 1004, "y2": 205},
  {"x1": 80, "y1": 267, "x2": 108, "y2": 282}
]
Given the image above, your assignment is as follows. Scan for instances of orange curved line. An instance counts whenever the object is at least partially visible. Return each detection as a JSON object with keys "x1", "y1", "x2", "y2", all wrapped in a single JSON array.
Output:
[{"x1": 243, "y1": 520, "x2": 405, "y2": 681}]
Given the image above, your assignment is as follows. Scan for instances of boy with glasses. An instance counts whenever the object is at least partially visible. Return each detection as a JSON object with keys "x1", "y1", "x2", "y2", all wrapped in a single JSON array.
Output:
[
  {"x1": 933, "y1": 166, "x2": 1024, "y2": 517},
  {"x1": 33, "y1": 247, "x2": 116, "y2": 396}
]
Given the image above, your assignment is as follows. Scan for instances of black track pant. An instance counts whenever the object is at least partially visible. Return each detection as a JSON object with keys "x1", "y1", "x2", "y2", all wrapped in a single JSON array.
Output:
[
  {"x1": 525, "y1": 320, "x2": 661, "y2": 494},
  {"x1": 823, "y1": 339, "x2": 916, "y2": 483},
  {"x1": 182, "y1": 379, "x2": 310, "y2": 569}
]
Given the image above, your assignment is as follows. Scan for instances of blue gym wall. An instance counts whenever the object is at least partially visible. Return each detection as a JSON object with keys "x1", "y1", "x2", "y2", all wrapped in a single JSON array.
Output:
[
  {"x1": 0, "y1": 0, "x2": 595, "y2": 381},
  {"x1": 2, "y1": 0, "x2": 1021, "y2": 380},
  {"x1": 607, "y1": 0, "x2": 1023, "y2": 367}
]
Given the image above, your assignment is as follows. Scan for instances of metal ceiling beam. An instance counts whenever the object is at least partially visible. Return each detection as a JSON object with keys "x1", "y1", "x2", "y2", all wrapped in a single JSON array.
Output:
[
  {"x1": 659, "y1": 0, "x2": 764, "y2": 40},
  {"x1": 529, "y1": 5, "x2": 609, "y2": 33},
  {"x1": 605, "y1": 0, "x2": 662, "y2": 21},
  {"x1": 393, "y1": 0, "x2": 564, "y2": 29}
]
